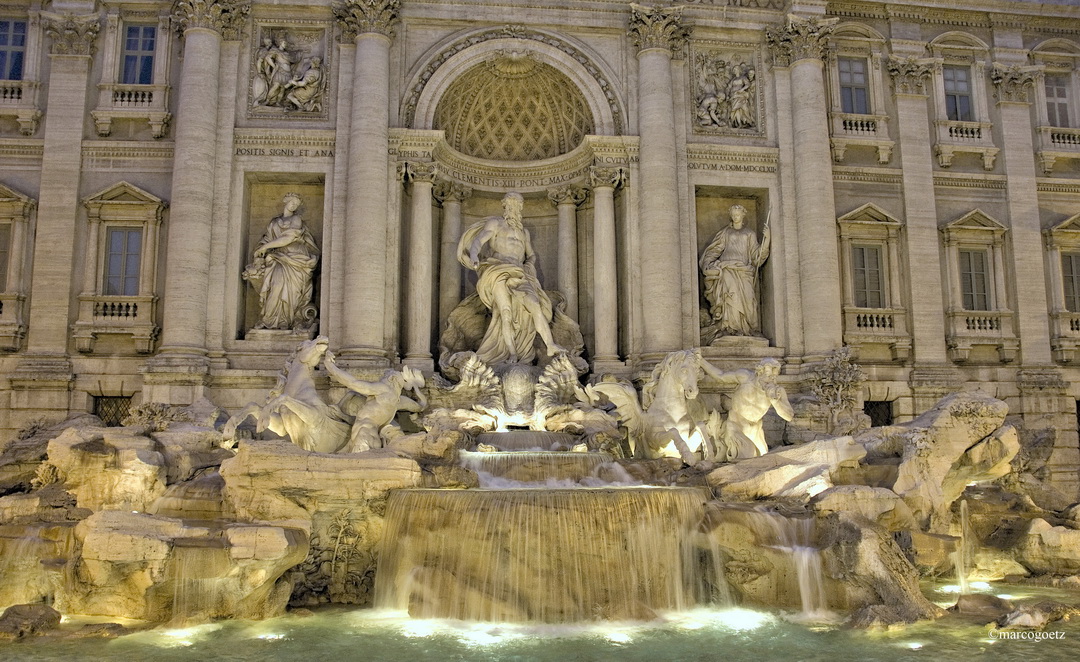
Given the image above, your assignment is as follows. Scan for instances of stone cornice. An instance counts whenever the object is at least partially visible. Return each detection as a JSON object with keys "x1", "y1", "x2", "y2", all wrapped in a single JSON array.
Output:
[
  {"x1": 991, "y1": 64, "x2": 1038, "y2": 104},
  {"x1": 41, "y1": 12, "x2": 99, "y2": 56},
  {"x1": 933, "y1": 173, "x2": 1007, "y2": 190},
  {"x1": 1038, "y1": 180, "x2": 1080, "y2": 195},
  {"x1": 628, "y1": 4, "x2": 691, "y2": 55},
  {"x1": 832, "y1": 167, "x2": 903, "y2": 185},
  {"x1": 887, "y1": 56, "x2": 934, "y2": 96},
  {"x1": 766, "y1": 15, "x2": 836, "y2": 67},
  {"x1": 172, "y1": 0, "x2": 250, "y2": 40},
  {"x1": 333, "y1": 0, "x2": 400, "y2": 42}
]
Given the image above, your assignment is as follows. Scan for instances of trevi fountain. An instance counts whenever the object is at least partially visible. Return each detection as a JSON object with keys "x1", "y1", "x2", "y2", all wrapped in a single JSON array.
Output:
[
  {"x1": 0, "y1": 0, "x2": 1079, "y2": 660},
  {"x1": 0, "y1": 189, "x2": 1077, "y2": 660}
]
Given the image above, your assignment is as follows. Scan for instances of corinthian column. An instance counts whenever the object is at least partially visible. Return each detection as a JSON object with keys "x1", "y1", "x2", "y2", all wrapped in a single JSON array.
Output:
[
  {"x1": 589, "y1": 167, "x2": 625, "y2": 366},
  {"x1": 547, "y1": 184, "x2": 587, "y2": 322},
  {"x1": 887, "y1": 56, "x2": 948, "y2": 365},
  {"x1": 404, "y1": 162, "x2": 437, "y2": 369},
  {"x1": 434, "y1": 181, "x2": 470, "y2": 332},
  {"x1": 22, "y1": 13, "x2": 99, "y2": 364},
  {"x1": 628, "y1": 4, "x2": 689, "y2": 361},
  {"x1": 334, "y1": 0, "x2": 399, "y2": 365},
  {"x1": 156, "y1": 0, "x2": 248, "y2": 363},
  {"x1": 766, "y1": 16, "x2": 842, "y2": 357}
]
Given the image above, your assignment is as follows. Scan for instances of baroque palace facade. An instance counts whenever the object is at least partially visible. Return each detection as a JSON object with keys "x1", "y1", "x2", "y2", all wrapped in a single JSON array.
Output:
[{"x1": 1, "y1": 0, "x2": 1080, "y2": 493}]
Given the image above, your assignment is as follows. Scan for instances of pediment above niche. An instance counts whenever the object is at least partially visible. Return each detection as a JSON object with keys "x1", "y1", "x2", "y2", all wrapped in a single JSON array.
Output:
[{"x1": 434, "y1": 52, "x2": 594, "y2": 162}]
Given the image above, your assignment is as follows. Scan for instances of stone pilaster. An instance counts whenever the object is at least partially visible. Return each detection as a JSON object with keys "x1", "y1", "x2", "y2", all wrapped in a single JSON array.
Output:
[
  {"x1": 628, "y1": 4, "x2": 689, "y2": 361},
  {"x1": 1016, "y1": 368, "x2": 1080, "y2": 499},
  {"x1": 589, "y1": 167, "x2": 625, "y2": 366},
  {"x1": 404, "y1": 162, "x2": 437, "y2": 370},
  {"x1": 15, "y1": 12, "x2": 100, "y2": 398},
  {"x1": 766, "y1": 15, "x2": 842, "y2": 358},
  {"x1": 887, "y1": 56, "x2": 948, "y2": 365},
  {"x1": 334, "y1": 0, "x2": 400, "y2": 364},
  {"x1": 548, "y1": 184, "x2": 587, "y2": 322},
  {"x1": 155, "y1": 0, "x2": 248, "y2": 369},
  {"x1": 993, "y1": 64, "x2": 1052, "y2": 365},
  {"x1": 434, "y1": 181, "x2": 470, "y2": 333}
]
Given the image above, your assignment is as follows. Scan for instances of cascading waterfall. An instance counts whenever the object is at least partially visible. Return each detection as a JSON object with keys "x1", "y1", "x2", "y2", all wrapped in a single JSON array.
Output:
[
  {"x1": 374, "y1": 486, "x2": 723, "y2": 623},
  {"x1": 171, "y1": 538, "x2": 231, "y2": 624},
  {"x1": 740, "y1": 508, "x2": 828, "y2": 617},
  {"x1": 954, "y1": 498, "x2": 973, "y2": 595}
]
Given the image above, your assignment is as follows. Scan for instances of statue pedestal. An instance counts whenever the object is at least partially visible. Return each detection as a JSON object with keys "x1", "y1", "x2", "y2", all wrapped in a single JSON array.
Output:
[
  {"x1": 702, "y1": 336, "x2": 785, "y2": 372},
  {"x1": 243, "y1": 327, "x2": 318, "y2": 347}
]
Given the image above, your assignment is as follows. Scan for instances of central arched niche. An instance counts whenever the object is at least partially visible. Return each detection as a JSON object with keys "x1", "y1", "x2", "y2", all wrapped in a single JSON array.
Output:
[{"x1": 434, "y1": 52, "x2": 595, "y2": 162}]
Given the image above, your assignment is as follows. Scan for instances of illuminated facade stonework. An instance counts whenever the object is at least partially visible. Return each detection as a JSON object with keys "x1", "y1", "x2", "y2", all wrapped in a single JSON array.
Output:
[{"x1": 0, "y1": 0, "x2": 1079, "y2": 494}]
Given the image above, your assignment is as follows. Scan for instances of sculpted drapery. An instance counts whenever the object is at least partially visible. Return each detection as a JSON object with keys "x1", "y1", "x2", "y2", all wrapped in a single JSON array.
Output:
[{"x1": 245, "y1": 193, "x2": 320, "y2": 331}]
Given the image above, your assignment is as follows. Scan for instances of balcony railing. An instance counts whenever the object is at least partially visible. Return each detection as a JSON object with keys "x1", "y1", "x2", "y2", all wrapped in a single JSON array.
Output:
[
  {"x1": 92, "y1": 83, "x2": 171, "y2": 138},
  {"x1": 842, "y1": 306, "x2": 911, "y2": 362},
  {"x1": 74, "y1": 294, "x2": 158, "y2": 353},
  {"x1": 0, "y1": 79, "x2": 40, "y2": 135},
  {"x1": 829, "y1": 112, "x2": 893, "y2": 164},
  {"x1": 946, "y1": 308, "x2": 1018, "y2": 363}
]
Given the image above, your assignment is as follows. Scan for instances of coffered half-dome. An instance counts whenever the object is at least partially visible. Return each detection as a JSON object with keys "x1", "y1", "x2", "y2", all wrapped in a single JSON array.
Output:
[{"x1": 434, "y1": 52, "x2": 595, "y2": 162}]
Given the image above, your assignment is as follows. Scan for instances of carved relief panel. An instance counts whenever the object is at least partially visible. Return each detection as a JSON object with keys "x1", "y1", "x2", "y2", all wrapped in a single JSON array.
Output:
[
  {"x1": 690, "y1": 43, "x2": 765, "y2": 136},
  {"x1": 248, "y1": 22, "x2": 330, "y2": 119}
]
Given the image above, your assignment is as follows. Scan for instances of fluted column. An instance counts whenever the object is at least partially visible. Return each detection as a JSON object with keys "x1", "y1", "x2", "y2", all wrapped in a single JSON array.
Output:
[
  {"x1": 767, "y1": 16, "x2": 843, "y2": 357},
  {"x1": 887, "y1": 56, "x2": 948, "y2": 364},
  {"x1": 590, "y1": 167, "x2": 625, "y2": 365},
  {"x1": 992, "y1": 65, "x2": 1052, "y2": 365},
  {"x1": 628, "y1": 4, "x2": 689, "y2": 360},
  {"x1": 434, "y1": 182, "x2": 470, "y2": 332},
  {"x1": 334, "y1": 0, "x2": 399, "y2": 364},
  {"x1": 547, "y1": 184, "x2": 587, "y2": 322},
  {"x1": 404, "y1": 162, "x2": 437, "y2": 368},
  {"x1": 22, "y1": 13, "x2": 98, "y2": 359},
  {"x1": 157, "y1": 0, "x2": 248, "y2": 361}
]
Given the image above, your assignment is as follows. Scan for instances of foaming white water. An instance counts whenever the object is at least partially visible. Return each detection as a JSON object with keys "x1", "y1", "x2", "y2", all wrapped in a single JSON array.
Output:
[
  {"x1": 461, "y1": 451, "x2": 642, "y2": 488},
  {"x1": 742, "y1": 508, "x2": 830, "y2": 618},
  {"x1": 375, "y1": 487, "x2": 723, "y2": 622}
]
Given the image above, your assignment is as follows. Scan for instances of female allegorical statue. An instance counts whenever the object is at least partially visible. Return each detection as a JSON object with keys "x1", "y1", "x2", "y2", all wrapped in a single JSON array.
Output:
[
  {"x1": 699, "y1": 204, "x2": 770, "y2": 337},
  {"x1": 244, "y1": 192, "x2": 320, "y2": 331}
]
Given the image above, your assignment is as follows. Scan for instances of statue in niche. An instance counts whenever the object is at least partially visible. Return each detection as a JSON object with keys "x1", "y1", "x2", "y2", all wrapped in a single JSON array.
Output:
[
  {"x1": 450, "y1": 192, "x2": 576, "y2": 368},
  {"x1": 322, "y1": 349, "x2": 427, "y2": 453},
  {"x1": 694, "y1": 52, "x2": 757, "y2": 131},
  {"x1": 222, "y1": 336, "x2": 428, "y2": 454},
  {"x1": 711, "y1": 358, "x2": 794, "y2": 461},
  {"x1": 243, "y1": 192, "x2": 320, "y2": 332},
  {"x1": 251, "y1": 29, "x2": 326, "y2": 114},
  {"x1": 699, "y1": 204, "x2": 770, "y2": 339}
]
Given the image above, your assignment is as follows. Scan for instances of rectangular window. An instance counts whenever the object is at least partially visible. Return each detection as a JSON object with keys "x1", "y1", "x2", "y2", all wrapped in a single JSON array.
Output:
[
  {"x1": 1046, "y1": 74, "x2": 1070, "y2": 128},
  {"x1": 959, "y1": 249, "x2": 990, "y2": 311},
  {"x1": 0, "y1": 223, "x2": 9, "y2": 292},
  {"x1": 943, "y1": 65, "x2": 973, "y2": 122},
  {"x1": 120, "y1": 25, "x2": 156, "y2": 85},
  {"x1": 93, "y1": 395, "x2": 132, "y2": 427},
  {"x1": 104, "y1": 227, "x2": 142, "y2": 296},
  {"x1": 0, "y1": 20, "x2": 27, "y2": 81},
  {"x1": 838, "y1": 57, "x2": 870, "y2": 114},
  {"x1": 863, "y1": 400, "x2": 894, "y2": 427},
  {"x1": 852, "y1": 245, "x2": 884, "y2": 308},
  {"x1": 1063, "y1": 253, "x2": 1080, "y2": 313}
]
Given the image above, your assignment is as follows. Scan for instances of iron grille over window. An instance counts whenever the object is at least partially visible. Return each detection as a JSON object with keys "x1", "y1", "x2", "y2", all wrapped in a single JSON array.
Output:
[
  {"x1": 94, "y1": 395, "x2": 132, "y2": 427},
  {"x1": 863, "y1": 400, "x2": 894, "y2": 427}
]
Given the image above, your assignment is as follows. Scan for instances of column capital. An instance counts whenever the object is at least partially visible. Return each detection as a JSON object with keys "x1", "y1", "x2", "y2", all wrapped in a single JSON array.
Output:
[
  {"x1": 334, "y1": 0, "x2": 400, "y2": 42},
  {"x1": 589, "y1": 166, "x2": 626, "y2": 190},
  {"x1": 172, "y1": 0, "x2": 249, "y2": 40},
  {"x1": 887, "y1": 56, "x2": 934, "y2": 96},
  {"x1": 765, "y1": 15, "x2": 836, "y2": 67},
  {"x1": 41, "y1": 12, "x2": 99, "y2": 56},
  {"x1": 547, "y1": 184, "x2": 588, "y2": 207},
  {"x1": 433, "y1": 180, "x2": 472, "y2": 205},
  {"x1": 404, "y1": 161, "x2": 438, "y2": 184},
  {"x1": 991, "y1": 64, "x2": 1039, "y2": 104},
  {"x1": 628, "y1": 4, "x2": 690, "y2": 56}
]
